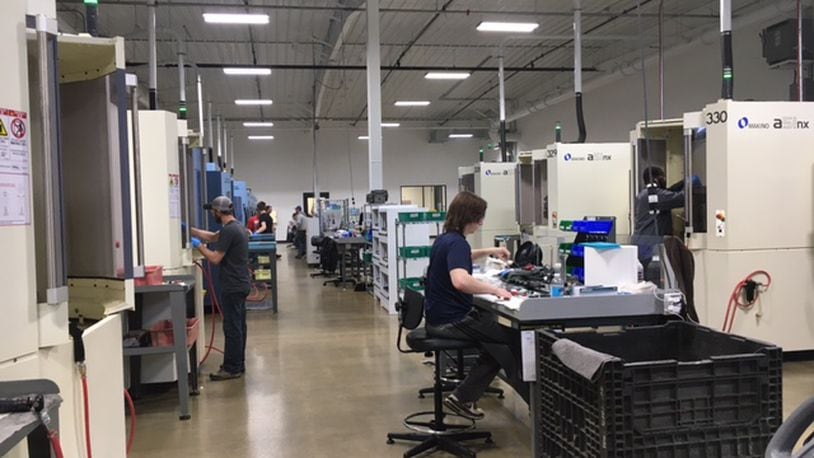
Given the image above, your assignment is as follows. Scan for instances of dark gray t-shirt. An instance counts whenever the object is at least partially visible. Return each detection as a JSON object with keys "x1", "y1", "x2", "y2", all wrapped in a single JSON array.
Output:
[{"x1": 210, "y1": 220, "x2": 250, "y2": 295}]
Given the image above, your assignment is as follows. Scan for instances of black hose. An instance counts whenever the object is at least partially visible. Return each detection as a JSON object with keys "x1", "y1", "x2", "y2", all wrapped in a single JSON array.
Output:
[
  {"x1": 575, "y1": 92, "x2": 587, "y2": 143},
  {"x1": 721, "y1": 31, "x2": 733, "y2": 99}
]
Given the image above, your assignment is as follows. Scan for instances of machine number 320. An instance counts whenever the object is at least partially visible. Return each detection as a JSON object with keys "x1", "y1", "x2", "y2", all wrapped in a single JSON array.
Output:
[{"x1": 705, "y1": 110, "x2": 728, "y2": 125}]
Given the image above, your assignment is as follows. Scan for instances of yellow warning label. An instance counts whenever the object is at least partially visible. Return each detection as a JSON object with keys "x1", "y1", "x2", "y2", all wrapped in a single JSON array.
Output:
[{"x1": 0, "y1": 119, "x2": 6, "y2": 137}]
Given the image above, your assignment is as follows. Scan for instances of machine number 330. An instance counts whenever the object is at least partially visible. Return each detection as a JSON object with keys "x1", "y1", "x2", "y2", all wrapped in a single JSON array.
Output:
[{"x1": 705, "y1": 110, "x2": 728, "y2": 125}]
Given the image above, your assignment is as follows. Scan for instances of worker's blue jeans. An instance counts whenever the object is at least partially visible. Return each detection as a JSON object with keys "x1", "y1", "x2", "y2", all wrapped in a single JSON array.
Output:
[{"x1": 221, "y1": 291, "x2": 248, "y2": 374}]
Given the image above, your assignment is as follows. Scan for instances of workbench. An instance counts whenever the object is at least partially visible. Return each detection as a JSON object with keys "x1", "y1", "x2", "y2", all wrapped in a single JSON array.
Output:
[
  {"x1": 0, "y1": 380, "x2": 61, "y2": 458},
  {"x1": 333, "y1": 237, "x2": 369, "y2": 289},
  {"x1": 124, "y1": 275, "x2": 199, "y2": 420},
  {"x1": 470, "y1": 291, "x2": 664, "y2": 456}
]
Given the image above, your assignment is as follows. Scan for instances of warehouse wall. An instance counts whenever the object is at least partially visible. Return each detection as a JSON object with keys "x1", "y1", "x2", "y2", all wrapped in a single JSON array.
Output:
[
  {"x1": 232, "y1": 129, "x2": 480, "y2": 239},
  {"x1": 516, "y1": 15, "x2": 795, "y2": 149}
]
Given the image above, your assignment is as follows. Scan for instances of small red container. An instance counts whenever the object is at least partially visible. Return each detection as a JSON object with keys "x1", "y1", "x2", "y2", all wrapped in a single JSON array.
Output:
[
  {"x1": 149, "y1": 318, "x2": 200, "y2": 347},
  {"x1": 134, "y1": 265, "x2": 164, "y2": 287}
]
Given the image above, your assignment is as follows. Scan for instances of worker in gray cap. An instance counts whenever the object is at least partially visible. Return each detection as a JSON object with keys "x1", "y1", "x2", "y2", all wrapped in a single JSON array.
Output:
[{"x1": 190, "y1": 196, "x2": 251, "y2": 381}]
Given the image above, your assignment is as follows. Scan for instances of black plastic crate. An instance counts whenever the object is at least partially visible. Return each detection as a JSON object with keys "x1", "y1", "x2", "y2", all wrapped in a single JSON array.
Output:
[{"x1": 536, "y1": 321, "x2": 782, "y2": 457}]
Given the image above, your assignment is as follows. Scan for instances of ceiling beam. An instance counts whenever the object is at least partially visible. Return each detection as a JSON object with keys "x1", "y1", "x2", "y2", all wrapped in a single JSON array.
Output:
[
  {"x1": 56, "y1": 0, "x2": 721, "y2": 19},
  {"x1": 128, "y1": 62, "x2": 601, "y2": 73}
]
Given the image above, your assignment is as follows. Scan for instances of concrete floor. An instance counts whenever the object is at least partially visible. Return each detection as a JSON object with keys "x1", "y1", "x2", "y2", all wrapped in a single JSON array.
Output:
[{"x1": 130, "y1": 248, "x2": 814, "y2": 457}]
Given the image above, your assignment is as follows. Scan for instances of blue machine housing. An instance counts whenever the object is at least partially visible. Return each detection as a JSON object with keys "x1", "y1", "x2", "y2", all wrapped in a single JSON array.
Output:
[{"x1": 233, "y1": 180, "x2": 249, "y2": 225}]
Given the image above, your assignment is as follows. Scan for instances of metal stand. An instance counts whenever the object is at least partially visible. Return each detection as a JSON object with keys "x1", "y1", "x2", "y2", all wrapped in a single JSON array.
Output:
[{"x1": 124, "y1": 275, "x2": 199, "y2": 420}]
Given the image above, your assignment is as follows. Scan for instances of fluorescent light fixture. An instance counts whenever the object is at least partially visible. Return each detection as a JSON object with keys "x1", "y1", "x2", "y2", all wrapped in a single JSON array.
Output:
[
  {"x1": 476, "y1": 21, "x2": 539, "y2": 33},
  {"x1": 248, "y1": 135, "x2": 275, "y2": 140},
  {"x1": 358, "y1": 136, "x2": 369, "y2": 140},
  {"x1": 235, "y1": 99, "x2": 273, "y2": 105},
  {"x1": 425, "y1": 72, "x2": 470, "y2": 80},
  {"x1": 243, "y1": 122, "x2": 274, "y2": 127},
  {"x1": 394, "y1": 101, "x2": 431, "y2": 107},
  {"x1": 224, "y1": 67, "x2": 272, "y2": 76},
  {"x1": 381, "y1": 122, "x2": 400, "y2": 127},
  {"x1": 203, "y1": 13, "x2": 269, "y2": 24},
  {"x1": 449, "y1": 133, "x2": 474, "y2": 139}
]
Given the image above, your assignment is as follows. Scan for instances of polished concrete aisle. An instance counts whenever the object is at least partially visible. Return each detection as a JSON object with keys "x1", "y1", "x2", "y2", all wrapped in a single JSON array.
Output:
[
  {"x1": 130, "y1": 248, "x2": 814, "y2": 457},
  {"x1": 129, "y1": 249, "x2": 531, "y2": 457}
]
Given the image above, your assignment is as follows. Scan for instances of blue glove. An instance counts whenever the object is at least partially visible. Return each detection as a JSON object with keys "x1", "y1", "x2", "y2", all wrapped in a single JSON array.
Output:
[
  {"x1": 691, "y1": 175, "x2": 703, "y2": 187},
  {"x1": 191, "y1": 237, "x2": 202, "y2": 249}
]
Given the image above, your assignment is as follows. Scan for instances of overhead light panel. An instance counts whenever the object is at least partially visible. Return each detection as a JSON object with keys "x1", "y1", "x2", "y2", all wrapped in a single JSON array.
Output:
[
  {"x1": 449, "y1": 133, "x2": 474, "y2": 139},
  {"x1": 381, "y1": 122, "x2": 400, "y2": 127},
  {"x1": 248, "y1": 135, "x2": 275, "y2": 140},
  {"x1": 243, "y1": 122, "x2": 274, "y2": 127},
  {"x1": 425, "y1": 72, "x2": 470, "y2": 80},
  {"x1": 203, "y1": 13, "x2": 269, "y2": 24},
  {"x1": 224, "y1": 67, "x2": 272, "y2": 76},
  {"x1": 476, "y1": 21, "x2": 539, "y2": 33},
  {"x1": 394, "y1": 101, "x2": 431, "y2": 107},
  {"x1": 235, "y1": 99, "x2": 273, "y2": 105},
  {"x1": 358, "y1": 136, "x2": 369, "y2": 140}
]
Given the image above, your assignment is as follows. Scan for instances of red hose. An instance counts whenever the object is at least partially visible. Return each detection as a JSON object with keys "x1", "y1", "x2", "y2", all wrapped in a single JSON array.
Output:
[
  {"x1": 722, "y1": 270, "x2": 772, "y2": 333},
  {"x1": 124, "y1": 389, "x2": 136, "y2": 456},
  {"x1": 48, "y1": 430, "x2": 65, "y2": 458},
  {"x1": 195, "y1": 261, "x2": 224, "y2": 364},
  {"x1": 80, "y1": 372, "x2": 92, "y2": 458}
]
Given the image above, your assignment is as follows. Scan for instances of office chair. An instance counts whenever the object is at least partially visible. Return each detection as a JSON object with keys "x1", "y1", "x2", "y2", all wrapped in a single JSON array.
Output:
[{"x1": 387, "y1": 288, "x2": 493, "y2": 458}]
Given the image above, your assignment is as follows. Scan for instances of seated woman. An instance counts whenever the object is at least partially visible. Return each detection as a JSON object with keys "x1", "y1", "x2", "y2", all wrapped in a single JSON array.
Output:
[{"x1": 425, "y1": 191, "x2": 529, "y2": 420}]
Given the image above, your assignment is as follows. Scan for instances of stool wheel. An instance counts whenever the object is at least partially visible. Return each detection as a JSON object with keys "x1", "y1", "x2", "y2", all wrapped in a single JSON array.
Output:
[
  {"x1": 386, "y1": 438, "x2": 394, "y2": 445},
  {"x1": 418, "y1": 394, "x2": 425, "y2": 399},
  {"x1": 485, "y1": 437, "x2": 494, "y2": 444}
]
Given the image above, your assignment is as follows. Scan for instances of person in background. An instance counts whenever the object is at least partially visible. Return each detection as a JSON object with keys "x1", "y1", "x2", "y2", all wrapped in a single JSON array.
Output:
[
  {"x1": 190, "y1": 196, "x2": 251, "y2": 381},
  {"x1": 247, "y1": 202, "x2": 265, "y2": 234},
  {"x1": 287, "y1": 213, "x2": 298, "y2": 244},
  {"x1": 294, "y1": 205, "x2": 307, "y2": 259},
  {"x1": 424, "y1": 191, "x2": 529, "y2": 420},
  {"x1": 255, "y1": 204, "x2": 275, "y2": 236}
]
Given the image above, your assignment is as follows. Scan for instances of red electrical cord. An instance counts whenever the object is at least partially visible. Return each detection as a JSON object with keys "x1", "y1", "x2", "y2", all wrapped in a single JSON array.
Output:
[
  {"x1": 124, "y1": 389, "x2": 136, "y2": 456},
  {"x1": 722, "y1": 270, "x2": 772, "y2": 333},
  {"x1": 80, "y1": 368, "x2": 92, "y2": 458},
  {"x1": 195, "y1": 261, "x2": 224, "y2": 364},
  {"x1": 48, "y1": 430, "x2": 65, "y2": 458}
]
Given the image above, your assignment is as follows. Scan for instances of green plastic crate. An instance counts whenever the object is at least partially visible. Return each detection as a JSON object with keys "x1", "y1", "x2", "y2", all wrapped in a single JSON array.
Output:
[
  {"x1": 558, "y1": 243, "x2": 573, "y2": 255},
  {"x1": 398, "y1": 212, "x2": 425, "y2": 223},
  {"x1": 399, "y1": 277, "x2": 424, "y2": 290},
  {"x1": 559, "y1": 220, "x2": 574, "y2": 231},
  {"x1": 399, "y1": 246, "x2": 429, "y2": 259}
]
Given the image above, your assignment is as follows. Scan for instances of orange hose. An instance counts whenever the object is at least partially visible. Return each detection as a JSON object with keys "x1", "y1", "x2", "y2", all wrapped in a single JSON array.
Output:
[{"x1": 195, "y1": 261, "x2": 224, "y2": 364}]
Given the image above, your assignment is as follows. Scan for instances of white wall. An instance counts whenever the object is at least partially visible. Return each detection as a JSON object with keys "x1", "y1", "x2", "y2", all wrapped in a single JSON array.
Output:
[
  {"x1": 516, "y1": 16, "x2": 795, "y2": 149},
  {"x1": 232, "y1": 129, "x2": 481, "y2": 239}
]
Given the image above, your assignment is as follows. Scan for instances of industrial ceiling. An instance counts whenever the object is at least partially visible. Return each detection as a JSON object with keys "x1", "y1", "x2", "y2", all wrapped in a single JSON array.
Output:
[{"x1": 55, "y1": 0, "x2": 775, "y2": 130}]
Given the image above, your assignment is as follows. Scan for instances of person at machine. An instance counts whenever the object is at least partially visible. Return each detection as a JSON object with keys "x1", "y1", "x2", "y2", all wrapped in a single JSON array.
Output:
[
  {"x1": 632, "y1": 166, "x2": 700, "y2": 267},
  {"x1": 247, "y1": 201, "x2": 265, "y2": 234},
  {"x1": 424, "y1": 191, "x2": 529, "y2": 420},
  {"x1": 294, "y1": 205, "x2": 307, "y2": 259},
  {"x1": 190, "y1": 196, "x2": 251, "y2": 381}
]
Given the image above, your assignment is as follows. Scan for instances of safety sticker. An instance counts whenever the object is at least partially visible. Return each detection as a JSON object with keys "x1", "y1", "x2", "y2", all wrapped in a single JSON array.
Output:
[{"x1": 0, "y1": 107, "x2": 30, "y2": 226}]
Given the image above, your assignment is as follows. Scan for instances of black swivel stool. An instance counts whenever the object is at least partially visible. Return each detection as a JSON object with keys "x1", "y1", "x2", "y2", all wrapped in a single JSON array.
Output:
[{"x1": 387, "y1": 288, "x2": 493, "y2": 458}]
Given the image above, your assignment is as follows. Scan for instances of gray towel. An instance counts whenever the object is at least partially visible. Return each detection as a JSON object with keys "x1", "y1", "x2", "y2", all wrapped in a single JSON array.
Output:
[{"x1": 552, "y1": 338, "x2": 618, "y2": 381}]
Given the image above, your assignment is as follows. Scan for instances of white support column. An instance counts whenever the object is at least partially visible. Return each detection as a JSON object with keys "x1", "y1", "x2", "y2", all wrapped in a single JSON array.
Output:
[{"x1": 366, "y1": 0, "x2": 383, "y2": 190}]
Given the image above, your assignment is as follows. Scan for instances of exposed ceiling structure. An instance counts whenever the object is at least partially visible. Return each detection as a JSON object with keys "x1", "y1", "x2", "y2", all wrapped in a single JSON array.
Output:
[{"x1": 55, "y1": 0, "x2": 775, "y2": 131}]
